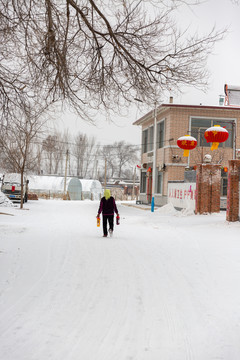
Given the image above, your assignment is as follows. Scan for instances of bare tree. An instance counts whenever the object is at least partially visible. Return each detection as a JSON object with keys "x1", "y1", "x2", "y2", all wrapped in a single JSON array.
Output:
[
  {"x1": 35, "y1": 145, "x2": 44, "y2": 175},
  {"x1": 0, "y1": 0, "x2": 224, "y2": 122},
  {"x1": 101, "y1": 145, "x2": 117, "y2": 179},
  {"x1": 112, "y1": 141, "x2": 139, "y2": 178},
  {"x1": 72, "y1": 133, "x2": 87, "y2": 177},
  {"x1": 0, "y1": 100, "x2": 47, "y2": 208},
  {"x1": 42, "y1": 135, "x2": 58, "y2": 174},
  {"x1": 72, "y1": 133, "x2": 98, "y2": 178}
]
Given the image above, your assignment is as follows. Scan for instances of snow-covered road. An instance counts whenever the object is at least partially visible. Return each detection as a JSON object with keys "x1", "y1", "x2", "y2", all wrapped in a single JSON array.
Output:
[{"x1": 1, "y1": 200, "x2": 240, "y2": 360}]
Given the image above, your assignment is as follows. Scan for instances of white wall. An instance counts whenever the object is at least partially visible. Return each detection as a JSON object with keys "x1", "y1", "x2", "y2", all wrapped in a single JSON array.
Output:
[{"x1": 168, "y1": 183, "x2": 196, "y2": 210}]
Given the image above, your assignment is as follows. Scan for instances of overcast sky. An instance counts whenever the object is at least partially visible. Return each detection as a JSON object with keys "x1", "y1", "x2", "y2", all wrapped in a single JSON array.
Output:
[{"x1": 54, "y1": 0, "x2": 240, "y2": 146}]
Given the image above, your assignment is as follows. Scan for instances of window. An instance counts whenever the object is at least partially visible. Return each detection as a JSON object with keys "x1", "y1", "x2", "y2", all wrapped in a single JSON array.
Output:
[
  {"x1": 191, "y1": 118, "x2": 234, "y2": 148},
  {"x1": 157, "y1": 120, "x2": 165, "y2": 148},
  {"x1": 156, "y1": 171, "x2": 163, "y2": 194},
  {"x1": 140, "y1": 171, "x2": 147, "y2": 193},
  {"x1": 221, "y1": 169, "x2": 228, "y2": 196},
  {"x1": 142, "y1": 129, "x2": 148, "y2": 153},
  {"x1": 148, "y1": 126, "x2": 154, "y2": 151},
  {"x1": 212, "y1": 120, "x2": 233, "y2": 148}
]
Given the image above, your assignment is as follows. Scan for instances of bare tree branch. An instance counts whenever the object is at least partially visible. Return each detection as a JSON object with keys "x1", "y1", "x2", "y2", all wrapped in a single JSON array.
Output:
[{"x1": 0, "y1": 0, "x2": 225, "y2": 122}]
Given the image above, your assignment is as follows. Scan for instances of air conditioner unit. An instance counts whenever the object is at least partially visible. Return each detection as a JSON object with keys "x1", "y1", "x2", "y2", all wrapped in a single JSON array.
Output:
[{"x1": 136, "y1": 163, "x2": 147, "y2": 170}]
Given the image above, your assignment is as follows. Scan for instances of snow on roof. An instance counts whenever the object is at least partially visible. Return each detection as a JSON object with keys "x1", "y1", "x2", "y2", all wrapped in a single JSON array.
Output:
[
  {"x1": 2, "y1": 173, "x2": 22, "y2": 184},
  {"x1": 28, "y1": 175, "x2": 81, "y2": 192},
  {"x1": 80, "y1": 179, "x2": 102, "y2": 192}
]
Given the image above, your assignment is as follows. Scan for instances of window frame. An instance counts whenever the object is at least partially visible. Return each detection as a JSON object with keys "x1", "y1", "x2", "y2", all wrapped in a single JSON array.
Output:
[
  {"x1": 142, "y1": 128, "x2": 148, "y2": 154},
  {"x1": 140, "y1": 170, "x2": 147, "y2": 193},
  {"x1": 148, "y1": 125, "x2": 154, "y2": 152},
  {"x1": 190, "y1": 116, "x2": 235, "y2": 149},
  {"x1": 157, "y1": 119, "x2": 165, "y2": 149},
  {"x1": 156, "y1": 170, "x2": 163, "y2": 194}
]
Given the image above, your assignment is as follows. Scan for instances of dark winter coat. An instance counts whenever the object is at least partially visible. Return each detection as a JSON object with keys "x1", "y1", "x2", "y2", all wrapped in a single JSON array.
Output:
[{"x1": 98, "y1": 196, "x2": 118, "y2": 216}]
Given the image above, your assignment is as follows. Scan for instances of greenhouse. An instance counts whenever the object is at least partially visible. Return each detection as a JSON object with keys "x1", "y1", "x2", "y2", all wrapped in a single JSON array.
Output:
[
  {"x1": 80, "y1": 179, "x2": 103, "y2": 200},
  {"x1": 28, "y1": 175, "x2": 82, "y2": 200}
]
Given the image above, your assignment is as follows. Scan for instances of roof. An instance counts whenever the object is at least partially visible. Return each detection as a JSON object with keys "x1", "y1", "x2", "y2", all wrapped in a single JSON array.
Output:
[
  {"x1": 28, "y1": 175, "x2": 81, "y2": 191},
  {"x1": 80, "y1": 179, "x2": 102, "y2": 192},
  {"x1": 133, "y1": 103, "x2": 240, "y2": 126}
]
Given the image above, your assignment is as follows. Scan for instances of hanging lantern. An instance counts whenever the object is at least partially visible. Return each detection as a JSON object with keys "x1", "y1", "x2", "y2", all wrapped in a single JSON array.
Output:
[
  {"x1": 204, "y1": 125, "x2": 229, "y2": 150},
  {"x1": 177, "y1": 135, "x2": 197, "y2": 157}
]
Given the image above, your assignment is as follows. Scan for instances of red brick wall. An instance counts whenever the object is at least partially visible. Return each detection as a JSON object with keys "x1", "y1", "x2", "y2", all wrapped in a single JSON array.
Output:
[
  {"x1": 195, "y1": 164, "x2": 221, "y2": 214},
  {"x1": 226, "y1": 160, "x2": 240, "y2": 222}
]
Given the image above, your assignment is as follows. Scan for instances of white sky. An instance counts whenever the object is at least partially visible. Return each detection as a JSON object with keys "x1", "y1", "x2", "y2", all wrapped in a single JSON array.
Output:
[{"x1": 54, "y1": 0, "x2": 240, "y2": 146}]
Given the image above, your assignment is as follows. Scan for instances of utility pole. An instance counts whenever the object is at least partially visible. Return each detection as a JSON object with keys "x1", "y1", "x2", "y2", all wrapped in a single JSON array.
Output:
[
  {"x1": 104, "y1": 158, "x2": 107, "y2": 189},
  {"x1": 151, "y1": 102, "x2": 157, "y2": 212},
  {"x1": 95, "y1": 159, "x2": 98, "y2": 180},
  {"x1": 132, "y1": 166, "x2": 136, "y2": 200},
  {"x1": 64, "y1": 149, "x2": 69, "y2": 196}
]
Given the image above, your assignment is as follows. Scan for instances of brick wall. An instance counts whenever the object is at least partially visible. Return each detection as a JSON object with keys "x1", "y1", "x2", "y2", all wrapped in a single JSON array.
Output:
[
  {"x1": 195, "y1": 164, "x2": 221, "y2": 214},
  {"x1": 226, "y1": 160, "x2": 240, "y2": 222}
]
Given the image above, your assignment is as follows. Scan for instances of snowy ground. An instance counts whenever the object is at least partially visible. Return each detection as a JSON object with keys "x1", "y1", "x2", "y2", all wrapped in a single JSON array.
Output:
[{"x1": 1, "y1": 199, "x2": 240, "y2": 360}]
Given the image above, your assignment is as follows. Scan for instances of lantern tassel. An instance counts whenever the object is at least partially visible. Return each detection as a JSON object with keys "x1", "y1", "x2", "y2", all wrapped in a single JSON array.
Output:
[
  {"x1": 211, "y1": 142, "x2": 219, "y2": 151},
  {"x1": 183, "y1": 149, "x2": 189, "y2": 157}
]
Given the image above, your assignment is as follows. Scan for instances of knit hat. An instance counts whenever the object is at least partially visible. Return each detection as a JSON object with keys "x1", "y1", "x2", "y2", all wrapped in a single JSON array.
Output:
[{"x1": 104, "y1": 189, "x2": 111, "y2": 200}]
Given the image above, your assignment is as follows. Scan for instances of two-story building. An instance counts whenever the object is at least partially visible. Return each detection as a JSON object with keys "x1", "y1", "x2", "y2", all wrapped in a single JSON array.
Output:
[{"x1": 133, "y1": 100, "x2": 240, "y2": 206}]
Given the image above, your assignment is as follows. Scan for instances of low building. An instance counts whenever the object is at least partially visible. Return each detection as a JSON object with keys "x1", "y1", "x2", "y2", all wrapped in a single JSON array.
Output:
[
  {"x1": 133, "y1": 100, "x2": 240, "y2": 206},
  {"x1": 104, "y1": 178, "x2": 140, "y2": 200}
]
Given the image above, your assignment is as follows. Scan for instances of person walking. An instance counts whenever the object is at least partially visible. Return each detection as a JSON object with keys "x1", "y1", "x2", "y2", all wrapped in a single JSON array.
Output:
[{"x1": 97, "y1": 189, "x2": 119, "y2": 237}]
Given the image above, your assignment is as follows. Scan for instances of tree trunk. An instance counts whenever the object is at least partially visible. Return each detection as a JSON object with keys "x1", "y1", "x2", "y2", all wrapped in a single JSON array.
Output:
[{"x1": 20, "y1": 169, "x2": 24, "y2": 209}]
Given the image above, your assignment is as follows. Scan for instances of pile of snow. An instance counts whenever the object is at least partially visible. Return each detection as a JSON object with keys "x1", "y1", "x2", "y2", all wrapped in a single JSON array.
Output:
[
  {"x1": 0, "y1": 191, "x2": 14, "y2": 207},
  {"x1": 179, "y1": 207, "x2": 195, "y2": 216},
  {"x1": 156, "y1": 203, "x2": 195, "y2": 217},
  {"x1": 156, "y1": 202, "x2": 179, "y2": 215}
]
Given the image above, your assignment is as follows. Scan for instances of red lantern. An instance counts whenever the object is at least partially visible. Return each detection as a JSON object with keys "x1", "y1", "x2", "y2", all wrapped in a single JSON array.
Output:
[
  {"x1": 204, "y1": 125, "x2": 229, "y2": 150},
  {"x1": 177, "y1": 135, "x2": 197, "y2": 157}
]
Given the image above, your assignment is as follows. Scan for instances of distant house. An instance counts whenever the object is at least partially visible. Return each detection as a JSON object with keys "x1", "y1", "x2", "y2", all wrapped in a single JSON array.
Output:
[
  {"x1": 104, "y1": 178, "x2": 140, "y2": 200},
  {"x1": 133, "y1": 100, "x2": 240, "y2": 206}
]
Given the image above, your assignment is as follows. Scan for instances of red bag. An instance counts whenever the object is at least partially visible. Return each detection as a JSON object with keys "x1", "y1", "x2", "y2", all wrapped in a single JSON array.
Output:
[{"x1": 116, "y1": 214, "x2": 120, "y2": 225}]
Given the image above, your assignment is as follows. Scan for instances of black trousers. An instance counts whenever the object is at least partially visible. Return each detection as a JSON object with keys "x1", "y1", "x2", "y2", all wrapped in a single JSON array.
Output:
[{"x1": 102, "y1": 215, "x2": 114, "y2": 236}]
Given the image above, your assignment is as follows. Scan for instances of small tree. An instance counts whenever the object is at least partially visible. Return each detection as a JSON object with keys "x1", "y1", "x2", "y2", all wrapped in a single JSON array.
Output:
[{"x1": 0, "y1": 99, "x2": 48, "y2": 208}]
